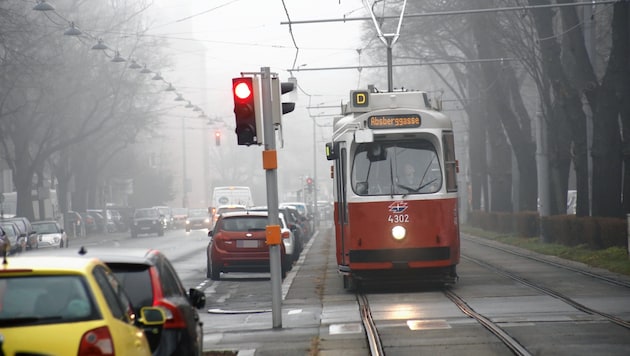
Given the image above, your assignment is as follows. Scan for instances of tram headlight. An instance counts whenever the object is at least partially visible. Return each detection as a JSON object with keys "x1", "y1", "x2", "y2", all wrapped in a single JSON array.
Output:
[{"x1": 391, "y1": 225, "x2": 406, "y2": 240}]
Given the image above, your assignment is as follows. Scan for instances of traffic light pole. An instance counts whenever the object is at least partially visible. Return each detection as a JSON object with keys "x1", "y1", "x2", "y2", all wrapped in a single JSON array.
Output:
[{"x1": 260, "y1": 67, "x2": 283, "y2": 328}]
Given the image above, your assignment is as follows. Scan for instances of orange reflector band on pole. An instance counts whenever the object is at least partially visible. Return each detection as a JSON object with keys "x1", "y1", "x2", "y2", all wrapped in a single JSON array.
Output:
[
  {"x1": 266, "y1": 225, "x2": 281, "y2": 245},
  {"x1": 262, "y1": 150, "x2": 277, "y2": 170}
]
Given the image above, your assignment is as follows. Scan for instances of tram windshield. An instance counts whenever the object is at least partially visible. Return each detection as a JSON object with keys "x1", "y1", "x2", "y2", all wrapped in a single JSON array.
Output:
[{"x1": 352, "y1": 140, "x2": 442, "y2": 196}]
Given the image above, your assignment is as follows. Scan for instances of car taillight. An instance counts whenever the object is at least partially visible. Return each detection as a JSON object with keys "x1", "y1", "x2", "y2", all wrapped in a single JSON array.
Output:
[
  {"x1": 78, "y1": 326, "x2": 114, "y2": 355},
  {"x1": 156, "y1": 299, "x2": 186, "y2": 329},
  {"x1": 282, "y1": 231, "x2": 290, "y2": 239}
]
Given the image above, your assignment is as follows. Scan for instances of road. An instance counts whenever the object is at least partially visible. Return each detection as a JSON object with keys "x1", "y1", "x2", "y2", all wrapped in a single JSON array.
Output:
[{"x1": 21, "y1": 226, "x2": 630, "y2": 355}]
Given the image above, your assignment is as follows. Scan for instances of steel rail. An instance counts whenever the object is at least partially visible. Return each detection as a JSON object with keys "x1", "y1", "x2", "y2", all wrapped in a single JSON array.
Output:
[
  {"x1": 462, "y1": 234, "x2": 630, "y2": 289},
  {"x1": 444, "y1": 289, "x2": 532, "y2": 356},
  {"x1": 357, "y1": 293, "x2": 385, "y2": 356},
  {"x1": 462, "y1": 253, "x2": 630, "y2": 330}
]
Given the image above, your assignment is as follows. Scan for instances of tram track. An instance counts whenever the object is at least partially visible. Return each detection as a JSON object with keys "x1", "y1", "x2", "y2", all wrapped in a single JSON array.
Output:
[
  {"x1": 355, "y1": 236, "x2": 630, "y2": 355},
  {"x1": 357, "y1": 287, "x2": 535, "y2": 356},
  {"x1": 357, "y1": 293, "x2": 385, "y2": 356},
  {"x1": 462, "y1": 234, "x2": 630, "y2": 289},
  {"x1": 444, "y1": 288, "x2": 532, "y2": 356}
]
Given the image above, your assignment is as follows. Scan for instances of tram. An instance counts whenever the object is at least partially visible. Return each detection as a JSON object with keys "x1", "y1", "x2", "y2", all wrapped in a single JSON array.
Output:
[{"x1": 325, "y1": 87, "x2": 460, "y2": 289}]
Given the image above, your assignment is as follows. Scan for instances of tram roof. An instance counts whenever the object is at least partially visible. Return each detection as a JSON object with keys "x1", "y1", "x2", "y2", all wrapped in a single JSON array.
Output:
[
  {"x1": 333, "y1": 90, "x2": 452, "y2": 137},
  {"x1": 342, "y1": 90, "x2": 433, "y2": 115}
]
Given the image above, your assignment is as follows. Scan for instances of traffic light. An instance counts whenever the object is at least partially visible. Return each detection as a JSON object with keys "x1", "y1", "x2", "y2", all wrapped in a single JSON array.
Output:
[
  {"x1": 215, "y1": 131, "x2": 221, "y2": 146},
  {"x1": 306, "y1": 177, "x2": 313, "y2": 193},
  {"x1": 232, "y1": 76, "x2": 261, "y2": 146},
  {"x1": 271, "y1": 76, "x2": 297, "y2": 126}
]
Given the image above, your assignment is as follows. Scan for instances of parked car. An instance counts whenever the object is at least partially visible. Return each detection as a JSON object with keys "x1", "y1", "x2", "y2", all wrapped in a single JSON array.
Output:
[
  {"x1": 131, "y1": 207, "x2": 165, "y2": 238},
  {"x1": 212, "y1": 204, "x2": 247, "y2": 228},
  {"x1": 248, "y1": 207, "x2": 301, "y2": 264},
  {"x1": 2, "y1": 217, "x2": 37, "y2": 250},
  {"x1": 105, "y1": 208, "x2": 124, "y2": 232},
  {"x1": 185, "y1": 208, "x2": 211, "y2": 232},
  {"x1": 32, "y1": 220, "x2": 68, "y2": 248},
  {"x1": 0, "y1": 221, "x2": 25, "y2": 255},
  {"x1": 171, "y1": 207, "x2": 188, "y2": 229},
  {"x1": 207, "y1": 211, "x2": 288, "y2": 280},
  {"x1": 64, "y1": 210, "x2": 85, "y2": 238},
  {"x1": 281, "y1": 202, "x2": 313, "y2": 239},
  {"x1": 281, "y1": 205, "x2": 309, "y2": 248},
  {"x1": 33, "y1": 247, "x2": 206, "y2": 355},
  {"x1": 0, "y1": 255, "x2": 165, "y2": 356},
  {"x1": 79, "y1": 212, "x2": 99, "y2": 234},
  {"x1": 87, "y1": 209, "x2": 108, "y2": 233}
]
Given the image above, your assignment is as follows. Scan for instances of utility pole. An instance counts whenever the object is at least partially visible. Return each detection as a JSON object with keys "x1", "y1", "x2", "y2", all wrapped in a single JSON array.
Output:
[{"x1": 260, "y1": 67, "x2": 283, "y2": 328}]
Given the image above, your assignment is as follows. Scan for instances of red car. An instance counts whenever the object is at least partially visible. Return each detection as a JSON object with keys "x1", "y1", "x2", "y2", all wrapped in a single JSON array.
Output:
[{"x1": 207, "y1": 211, "x2": 288, "y2": 281}]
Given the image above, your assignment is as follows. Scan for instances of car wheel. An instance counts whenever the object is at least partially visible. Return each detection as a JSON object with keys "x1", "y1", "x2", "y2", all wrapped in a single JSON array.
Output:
[
  {"x1": 59, "y1": 240, "x2": 64, "y2": 248},
  {"x1": 206, "y1": 258, "x2": 212, "y2": 278},
  {"x1": 210, "y1": 262, "x2": 220, "y2": 281},
  {"x1": 284, "y1": 256, "x2": 293, "y2": 272}
]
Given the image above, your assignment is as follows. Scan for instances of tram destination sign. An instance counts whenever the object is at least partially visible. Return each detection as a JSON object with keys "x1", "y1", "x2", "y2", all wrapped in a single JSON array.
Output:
[{"x1": 367, "y1": 114, "x2": 421, "y2": 129}]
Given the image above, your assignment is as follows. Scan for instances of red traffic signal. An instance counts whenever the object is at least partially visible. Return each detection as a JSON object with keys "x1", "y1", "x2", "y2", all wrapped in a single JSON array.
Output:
[
  {"x1": 233, "y1": 79, "x2": 252, "y2": 102},
  {"x1": 215, "y1": 131, "x2": 221, "y2": 146},
  {"x1": 232, "y1": 77, "x2": 260, "y2": 146},
  {"x1": 306, "y1": 177, "x2": 313, "y2": 185}
]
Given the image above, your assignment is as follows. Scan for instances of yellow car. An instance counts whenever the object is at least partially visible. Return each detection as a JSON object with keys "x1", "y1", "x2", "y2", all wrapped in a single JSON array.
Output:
[{"x1": 0, "y1": 255, "x2": 165, "y2": 355}]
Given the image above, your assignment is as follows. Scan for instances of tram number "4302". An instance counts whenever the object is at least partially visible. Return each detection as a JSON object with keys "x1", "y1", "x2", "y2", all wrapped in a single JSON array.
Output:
[{"x1": 388, "y1": 214, "x2": 409, "y2": 223}]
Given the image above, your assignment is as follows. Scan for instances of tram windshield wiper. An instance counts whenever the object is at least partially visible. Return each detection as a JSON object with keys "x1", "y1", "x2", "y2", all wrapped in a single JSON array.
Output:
[{"x1": 389, "y1": 156, "x2": 396, "y2": 197}]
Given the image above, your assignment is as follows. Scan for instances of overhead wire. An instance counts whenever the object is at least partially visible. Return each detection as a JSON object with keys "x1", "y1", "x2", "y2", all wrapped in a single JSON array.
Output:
[
  {"x1": 281, "y1": 0, "x2": 299, "y2": 71},
  {"x1": 28, "y1": 1, "x2": 213, "y2": 122}
]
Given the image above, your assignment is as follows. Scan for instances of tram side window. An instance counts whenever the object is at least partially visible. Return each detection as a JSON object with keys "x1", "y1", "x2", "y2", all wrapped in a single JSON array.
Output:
[{"x1": 443, "y1": 132, "x2": 457, "y2": 192}]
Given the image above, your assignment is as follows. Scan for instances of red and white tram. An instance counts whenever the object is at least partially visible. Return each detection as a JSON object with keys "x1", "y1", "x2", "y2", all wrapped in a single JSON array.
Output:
[{"x1": 325, "y1": 88, "x2": 460, "y2": 289}]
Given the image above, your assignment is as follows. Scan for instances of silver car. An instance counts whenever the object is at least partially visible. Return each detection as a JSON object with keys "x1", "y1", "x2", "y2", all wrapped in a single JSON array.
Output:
[{"x1": 32, "y1": 220, "x2": 68, "y2": 248}]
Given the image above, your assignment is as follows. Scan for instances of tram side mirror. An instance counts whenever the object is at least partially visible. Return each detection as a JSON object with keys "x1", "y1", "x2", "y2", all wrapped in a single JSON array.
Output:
[
  {"x1": 367, "y1": 143, "x2": 387, "y2": 162},
  {"x1": 325, "y1": 142, "x2": 339, "y2": 160}
]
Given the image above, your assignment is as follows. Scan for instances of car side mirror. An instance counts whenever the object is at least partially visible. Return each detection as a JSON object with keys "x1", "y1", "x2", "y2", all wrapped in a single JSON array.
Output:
[
  {"x1": 188, "y1": 288, "x2": 206, "y2": 309},
  {"x1": 207, "y1": 230, "x2": 213, "y2": 237},
  {"x1": 138, "y1": 306, "x2": 166, "y2": 325}
]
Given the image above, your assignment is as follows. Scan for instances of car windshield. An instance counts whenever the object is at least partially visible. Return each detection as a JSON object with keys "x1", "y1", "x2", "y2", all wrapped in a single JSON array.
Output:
[
  {"x1": 33, "y1": 222, "x2": 59, "y2": 234},
  {"x1": 135, "y1": 209, "x2": 158, "y2": 218},
  {"x1": 282, "y1": 203, "x2": 306, "y2": 216},
  {"x1": 0, "y1": 224, "x2": 17, "y2": 237},
  {"x1": 156, "y1": 207, "x2": 169, "y2": 215},
  {"x1": 107, "y1": 264, "x2": 154, "y2": 312},
  {"x1": 220, "y1": 216, "x2": 267, "y2": 231},
  {"x1": 6, "y1": 220, "x2": 26, "y2": 233},
  {"x1": 188, "y1": 209, "x2": 207, "y2": 217},
  {"x1": 0, "y1": 275, "x2": 97, "y2": 327},
  {"x1": 172, "y1": 208, "x2": 187, "y2": 215},
  {"x1": 218, "y1": 206, "x2": 246, "y2": 214}
]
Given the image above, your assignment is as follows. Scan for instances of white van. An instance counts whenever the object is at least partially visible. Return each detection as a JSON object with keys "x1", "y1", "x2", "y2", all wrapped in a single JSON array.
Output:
[{"x1": 210, "y1": 186, "x2": 253, "y2": 226}]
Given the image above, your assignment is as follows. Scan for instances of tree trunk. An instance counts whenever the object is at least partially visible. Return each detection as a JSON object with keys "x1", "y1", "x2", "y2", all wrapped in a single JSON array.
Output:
[
  {"x1": 467, "y1": 73, "x2": 488, "y2": 211},
  {"x1": 620, "y1": 5, "x2": 630, "y2": 214},
  {"x1": 528, "y1": 0, "x2": 590, "y2": 217},
  {"x1": 591, "y1": 3, "x2": 627, "y2": 217}
]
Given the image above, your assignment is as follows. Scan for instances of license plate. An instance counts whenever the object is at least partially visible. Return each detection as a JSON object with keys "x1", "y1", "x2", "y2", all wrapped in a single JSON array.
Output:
[{"x1": 237, "y1": 240, "x2": 259, "y2": 248}]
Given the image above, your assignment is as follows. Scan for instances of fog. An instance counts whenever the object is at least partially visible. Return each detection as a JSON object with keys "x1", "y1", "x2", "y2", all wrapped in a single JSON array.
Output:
[{"x1": 146, "y1": 1, "x2": 366, "y2": 207}]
